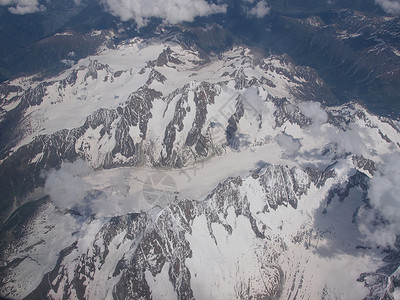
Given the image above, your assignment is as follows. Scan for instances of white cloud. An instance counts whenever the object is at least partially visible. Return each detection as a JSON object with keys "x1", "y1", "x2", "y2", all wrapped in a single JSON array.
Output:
[
  {"x1": 329, "y1": 123, "x2": 370, "y2": 155},
  {"x1": 242, "y1": 86, "x2": 265, "y2": 115},
  {"x1": 358, "y1": 153, "x2": 400, "y2": 247},
  {"x1": 247, "y1": 0, "x2": 270, "y2": 18},
  {"x1": 298, "y1": 101, "x2": 328, "y2": 132},
  {"x1": 297, "y1": 101, "x2": 332, "y2": 145},
  {"x1": 369, "y1": 153, "x2": 400, "y2": 222},
  {"x1": 99, "y1": 0, "x2": 227, "y2": 27},
  {"x1": 44, "y1": 159, "x2": 126, "y2": 217},
  {"x1": 274, "y1": 133, "x2": 302, "y2": 157},
  {"x1": 0, "y1": 0, "x2": 45, "y2": 14},
  {"x1": 297, "y1": 102, "x2": 374, "y2": 156},
  {"x1": 44, "y1": 159, "x2": 93, "y2": 212},
  {"x1": 376, "y1": 0, "x2": 400, "y2": 15}
]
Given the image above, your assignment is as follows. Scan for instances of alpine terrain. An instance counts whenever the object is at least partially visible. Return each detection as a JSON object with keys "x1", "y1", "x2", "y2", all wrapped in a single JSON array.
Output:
[{"x1": 1, "y1": 0, "x2": 400, "y2": 299}]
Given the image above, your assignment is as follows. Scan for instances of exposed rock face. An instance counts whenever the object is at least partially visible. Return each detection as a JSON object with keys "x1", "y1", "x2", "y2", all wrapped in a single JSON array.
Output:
[
  {"x1": 352, "y1": 155, "x2": 377, "y2": 175},
  {"x1": 272, "y1": 97, "x2": 312, "y2": 128}
]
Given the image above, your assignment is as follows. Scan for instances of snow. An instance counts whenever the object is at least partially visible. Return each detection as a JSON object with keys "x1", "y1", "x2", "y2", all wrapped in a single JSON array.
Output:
[
  {"x1": 29, "y1": 151, "x2": 44, "y2": 164},
  {"x1": 55, "y1": 32, "x2": 74, "y2": 36},
  {"x1": 2, "y1": 39, "x2": 310, "y2": 154},
  {"x1": 184, "y1": 160, "x2": 376, "y2": 299},
  {"x1": 1, "y1": 202, "x2": 80, "y2": 299},
  {"x1": 74, "y1": 140, "x2": 293, "y2": 216},
  {"x1": 186, "y1": 212, "x2": 263, "y2": 299},
  {"x1": 75, "y1": 118, "x2": 119, "y2": 168},
  {"x1": 394, "y1": 288, "x2": 400, "y2": 300},
  {"x1": 1, "y1": 98, "x2": 21, "y2": 111},
  {"x1": 393, "y1": 48, "x2": 400, "y2": 56},
  {"x1": 76, "y1": 218, "x2": 106, "y2": 254},
  {"x1": 85, "y1": 230, "x2": 133, "y2": 300},
  {"x1": 129, "y1": 125, "x2": 142, "y2": 144},
  {"x1": 145, "y1": 263, "x2": 176, "y2": 300},
  {"x1": 5, "y1": 152, "x2": 381, "y2": 299}
]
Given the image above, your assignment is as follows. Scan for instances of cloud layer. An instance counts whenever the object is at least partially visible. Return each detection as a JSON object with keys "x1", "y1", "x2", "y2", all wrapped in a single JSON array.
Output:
[
  {"x1": 376, "y1": 0, "x2": 400, "y2": 15},
  {"x1": 44, "y1": 159, "x2": 135, "y2": 217},
  {"x1": 100, "y1": 0, "x2": 227, "y2": 26},
  {"x1": 0, "y1": 0, "x2": 271, "y2": 23},
  {"x1": 43, "y1": 159, "x2": 174, "y2": 217},
  {"x1": 0, "y1": 0, "x2": 45, "y2": 14},
  {"x1": 358, "y1": 153, "x2": 400, "y2": 247},
  {"x1": 1, "y1": 0, "x2": 399, "y2": 18},
  {"x1": 44, "y1": 159, "x2": 93, "y2": 213}
]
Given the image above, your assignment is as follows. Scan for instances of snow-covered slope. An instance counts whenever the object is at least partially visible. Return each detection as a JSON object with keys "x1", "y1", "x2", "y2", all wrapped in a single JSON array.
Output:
[
  {"x1": 1, "y1": 29, "x2": 400, "y2": 300},
  {"x1": 0, "y1": 159, "x2": 397, "y2": 299}
]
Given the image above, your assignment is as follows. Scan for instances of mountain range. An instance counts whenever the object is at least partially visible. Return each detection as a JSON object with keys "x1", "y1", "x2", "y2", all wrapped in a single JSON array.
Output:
[{"x1": 1, "y1": 1, "x2": 400, "y2": 299}]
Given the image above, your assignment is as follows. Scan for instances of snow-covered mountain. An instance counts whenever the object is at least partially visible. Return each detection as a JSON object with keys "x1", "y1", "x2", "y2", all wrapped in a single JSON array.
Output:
[{"x1": 1, "y1": 26, "x2": 400, "y2": 299}]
